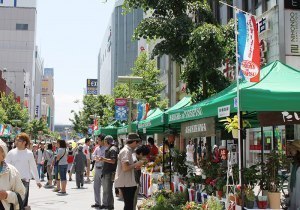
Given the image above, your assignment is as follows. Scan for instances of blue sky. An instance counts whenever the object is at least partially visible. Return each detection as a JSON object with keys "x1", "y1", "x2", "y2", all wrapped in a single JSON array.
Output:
[{"x1": 36, "y1": 0, "x2": 115, "y2": 125}]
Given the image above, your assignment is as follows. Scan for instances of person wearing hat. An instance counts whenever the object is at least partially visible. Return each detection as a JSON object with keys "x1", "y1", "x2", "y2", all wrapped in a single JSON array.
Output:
[
  {"x1": 6, "y1": 133, "x2": 42, "y2": 208},
  {"x1": 288, "y1": 140, "x2": 300, "y2": 209},
  {"x1": 0, "y1": 139, "x2": 25, "y2": 210},
  {"x1": 100, "y1": 135, "x2": 118, "y2": 209},
  {"x1": 212, "y1": 144, "x2": 220, "y2": 163},
  {"x1": 73, "y1": 145, "x2": 87, "y2": 189},
  {"x1": 114, "y1": 133, "x2": 144, "y2": 210}
]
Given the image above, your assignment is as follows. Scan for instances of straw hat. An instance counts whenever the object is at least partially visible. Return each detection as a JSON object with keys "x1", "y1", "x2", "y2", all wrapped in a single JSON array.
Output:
[{"x1": 291, "y1": 140, "x2": 300, "y2": 152}]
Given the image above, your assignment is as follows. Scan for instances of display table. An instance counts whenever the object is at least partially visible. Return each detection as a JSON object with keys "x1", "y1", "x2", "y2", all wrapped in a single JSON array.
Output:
[{"x1": 140, "y1": 171, "x2": 165, "y2": 197}]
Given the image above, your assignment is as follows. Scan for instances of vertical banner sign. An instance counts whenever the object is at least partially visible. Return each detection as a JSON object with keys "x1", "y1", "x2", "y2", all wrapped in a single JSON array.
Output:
[
  {"x1": 93, "y1": 118, "x2": 98, "y2": 131},
  {"x1": 115, "y1": 98, "x2": 128, "y2": 121},
  {"x1": 86, "y1": 79, "x2": 98, "y2": 95},
  {"x1": 137, "y1": 103, "x2": 144, "y2": 121},
  {"x1": 237, "y1": 12, "x2": 261, "y2": 82}
]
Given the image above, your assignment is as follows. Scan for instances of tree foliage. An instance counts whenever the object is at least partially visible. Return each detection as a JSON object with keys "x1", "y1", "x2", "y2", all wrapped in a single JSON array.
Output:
[
  {"x1": 113, "y1": 52, "x2": 168, "y2": 109},
  {"x1": 124, "y1": 0, "x2": 234, "y2": 101},
  {"x1": 70, "y1": 95, "x2": 115, "y2": 134},
  {"x1": 28, "y1": 118, "x2": 49, "y2": 140},
  {"x1": 0, "y1": 92, "x2": 29, "y2": 130}
]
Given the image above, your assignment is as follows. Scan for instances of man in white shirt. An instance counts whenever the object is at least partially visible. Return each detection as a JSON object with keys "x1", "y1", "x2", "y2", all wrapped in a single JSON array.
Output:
[
  {"x1": 83, "y1": 138, "x2": 91, "y2": 182},
  {"x1": 6, "y1": 133, "x2": 42, "y2": 207}
]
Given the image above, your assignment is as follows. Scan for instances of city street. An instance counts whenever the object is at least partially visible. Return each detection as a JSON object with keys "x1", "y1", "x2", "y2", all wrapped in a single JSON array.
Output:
[{"x1": 29, "y1": 176, "x2": 141, "y2": 210}]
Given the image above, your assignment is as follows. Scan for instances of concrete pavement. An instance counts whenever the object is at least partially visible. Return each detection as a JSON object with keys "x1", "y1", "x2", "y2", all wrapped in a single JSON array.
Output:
[{"x1": 28, "y1": 175, "x2": 143, "y2": 210}]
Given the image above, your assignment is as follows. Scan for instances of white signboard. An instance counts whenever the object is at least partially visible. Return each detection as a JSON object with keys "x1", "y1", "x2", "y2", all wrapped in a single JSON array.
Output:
[
  {"x1": 218, "y1": 105, "x2": 230, "y2": 118},
  {"x1": 285, "y1": 9, "x2": 300, "y2": 55}
]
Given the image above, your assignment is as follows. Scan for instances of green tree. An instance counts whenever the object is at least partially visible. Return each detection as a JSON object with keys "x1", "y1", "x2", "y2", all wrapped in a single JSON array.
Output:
[
  {"x1": 28, "y1": 118, "x2": 49, "y2": 141},
  {"x1": 113, "y1": 52, "x2": 168, "y2": 109},
  {"x1": 183, "y1": 23, "x2": 230, "y2": 101},
  {"x1": 124, "y1": 0, "x2": 234, "y2": 101},
  {"x1": 0, "y1": 92, "x2": 29, "y2": 130},
  {"x1": 70, "y1": 95, "x2": 115, "y2": 134}
]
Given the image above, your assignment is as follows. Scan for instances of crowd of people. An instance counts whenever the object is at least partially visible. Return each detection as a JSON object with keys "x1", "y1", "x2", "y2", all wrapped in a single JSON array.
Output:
[{"x1": 0, "y1": 132, "x2": 155, "y2": 210}]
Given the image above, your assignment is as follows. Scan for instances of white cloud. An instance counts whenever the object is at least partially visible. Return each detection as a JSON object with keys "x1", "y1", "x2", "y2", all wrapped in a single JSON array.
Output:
[{"x1": 54, "y1": 93, "x2": 83, "y2": 125}]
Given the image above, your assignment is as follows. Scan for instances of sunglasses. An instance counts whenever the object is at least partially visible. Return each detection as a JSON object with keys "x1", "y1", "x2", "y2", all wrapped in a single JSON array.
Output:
[{"x1": 15, "y1": 139, "x2": 24, "y2": 143}]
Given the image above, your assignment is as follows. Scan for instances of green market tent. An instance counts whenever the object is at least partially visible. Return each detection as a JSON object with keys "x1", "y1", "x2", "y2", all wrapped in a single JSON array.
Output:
[
  {"x1": 116, "y1": 107, "x2": 167, "y2": 135},
  {"x1": 167, "y1": 61, "x2": 300, "y2": 125},
  {"x1": 137, "y1": 96, "x2": 192, "y2": 134},
  {"x1": 94, "y1": 121, "x2": 119, "y2": 137}
]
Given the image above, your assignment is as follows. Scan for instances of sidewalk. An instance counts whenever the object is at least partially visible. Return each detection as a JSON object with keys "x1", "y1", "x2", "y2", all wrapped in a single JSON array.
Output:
[{"x1": 29, "y1": 175, "x2": 144, "y2": 210}]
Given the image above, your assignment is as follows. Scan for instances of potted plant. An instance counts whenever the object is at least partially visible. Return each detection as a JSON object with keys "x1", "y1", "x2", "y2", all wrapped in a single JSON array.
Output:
[
  {"x1": 221, "y1": 115, "x2": 251, "y2": 138},
  {"x1": 264, "y1": 150, "x2": 281, "y2": 209},
  {"x1": 244, "y1": 187, "x2": 255, "y2": 209},
  {"x1": 206, "y1": 196, "x2": 223, "y2": 210},
  {"x1": 215, "y1": 178, "x2": 226, "y2": 199}
]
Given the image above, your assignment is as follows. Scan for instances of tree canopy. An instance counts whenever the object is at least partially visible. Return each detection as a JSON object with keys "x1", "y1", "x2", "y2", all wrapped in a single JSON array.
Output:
[
  {"x1": 124, "y1": 0, "x2": 234, "y2": 101},
  {"x1": 113, "y1": 52, "x2": 168, "y2": 109},
  {"x1": 70, "y1": 95, "x2": 114, "y2": 134}
]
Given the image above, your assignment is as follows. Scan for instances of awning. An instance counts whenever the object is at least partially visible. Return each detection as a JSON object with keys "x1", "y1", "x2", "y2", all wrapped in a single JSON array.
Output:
[
  {"x1": 168, "y1": 61, "x2": 300, "y2": 124},
  {"x1": 137, "y1": 96, "x2": 192, "y2": 134}
]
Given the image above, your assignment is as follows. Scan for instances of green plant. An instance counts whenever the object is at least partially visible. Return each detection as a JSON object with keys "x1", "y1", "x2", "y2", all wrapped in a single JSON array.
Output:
[
  {"x1": 220, "y1": 115, "x2": 251, "y2": 133},
  {"x1": 173, "y1": 150, "x2": 189, "y2": 177},
  {"x1": 245, "y1": 187, "x2": 255, "y2": 201},
  {"x1": 181, "y1": 201, "x2": 203, "y2": 210},
  {"x1": 243, "y1": 164, "x2": 260, "y2": 189},
  {"x1": 215, "y1": 178, "x2": 226, "y2": 191},
  {"x1": 206, "y1": 196, "x2": 223, "y2": 210},
  {"x1": 264, "y1": 150, "x2": 282, "y2": 192}
]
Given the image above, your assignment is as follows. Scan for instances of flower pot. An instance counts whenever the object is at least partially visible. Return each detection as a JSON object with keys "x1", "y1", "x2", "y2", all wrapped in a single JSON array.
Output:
[
  {"x1": 257, "y1": 201, "x2": 268, "y2": 209},
  {"x1": 232, "y1": 129, "x2": 239, "y2": 139},
  {"x1": 245, "y1": 200, "x2": 254, "y2": 209},
  {"x1": 268, "y1": 192, "x2": 280, "y2": 209}
]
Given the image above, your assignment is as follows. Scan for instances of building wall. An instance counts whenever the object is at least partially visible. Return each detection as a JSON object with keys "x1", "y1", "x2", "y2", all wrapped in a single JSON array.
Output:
[
  {"x1": 34, "y1": 46, "x2": 43, "y2": 119},
  {"x1": 98, "y1": 0, "x2": 143, "y2": 95},
  {"x1": 0, "y1": 5, "x2": 36, "y2": 118}
]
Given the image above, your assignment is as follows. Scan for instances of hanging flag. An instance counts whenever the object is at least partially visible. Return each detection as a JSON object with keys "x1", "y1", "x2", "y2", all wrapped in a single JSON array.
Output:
[
  {"x1": 93, "y1": 118, "x2": 98, "y2": 131},
  {"x1": 237, "y1": 12, "x2": 261, "y2": 82},
  {"x1": 137, "y1": 103, "x2": 144, "y2": 121},
  {"x1": 143, "y1": 103, "x2": 150, "y2": 120},
  {"x1": 0, "y1": 124, "x2": 4, "y2": 136}
]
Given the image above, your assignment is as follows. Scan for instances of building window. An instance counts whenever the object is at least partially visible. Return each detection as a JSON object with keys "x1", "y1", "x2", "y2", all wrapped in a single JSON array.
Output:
[
  {"x1": 16, "y1": 23, "x2": 28, "y2": 30},
  {"x1": 254, "y1": 0, "x2": 263, "y2": 16}
]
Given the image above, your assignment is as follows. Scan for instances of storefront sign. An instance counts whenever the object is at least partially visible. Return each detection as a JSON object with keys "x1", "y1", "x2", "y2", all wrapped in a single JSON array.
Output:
[
  {"x1": 169, "y1": 107, "x2": 203, "y2": 123},
  {"x1": 218, "y1": 105, "x2": 230, "y2": 118},
  {"x1": 258, "y1": 111, "x2": 300, "y2": 126},
  {"x1": 285, "y1": 0, "x2": 300, "y2": 10},
  {"x1": 285, "y1": 9, "x2": 300, "y2": 55},
  {"x1": 181, "y1": 117, "x2": 215, "y2": 138}
]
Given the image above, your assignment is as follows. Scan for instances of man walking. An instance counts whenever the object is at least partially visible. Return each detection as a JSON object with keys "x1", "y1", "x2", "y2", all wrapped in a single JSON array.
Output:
[
  {"x1": 114, "y1": 133, "x2": 144, "y2": 210},
  {"x1": 91, "y1": 135, "x2": 107, "y2": 208},
  {"x1": 83, "y1": 138, "x2": 92, "y2": 182},
  {"x1": 101, "y1": 135, "x2": 118, "y2": 209},
  {"x1": 6, "y1": 133, "x2": 42, "y2": 208}
]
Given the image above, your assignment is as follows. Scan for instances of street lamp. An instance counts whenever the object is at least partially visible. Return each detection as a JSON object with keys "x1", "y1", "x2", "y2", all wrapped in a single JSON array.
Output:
[{"x1": 117, "y1": 76, "x2": 143, "y2": 133}]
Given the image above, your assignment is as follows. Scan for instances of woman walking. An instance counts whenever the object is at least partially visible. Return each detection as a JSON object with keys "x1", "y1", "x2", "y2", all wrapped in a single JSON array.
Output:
[{"x1": 54, "y1": 140, "x2": 68, "y2": 194}]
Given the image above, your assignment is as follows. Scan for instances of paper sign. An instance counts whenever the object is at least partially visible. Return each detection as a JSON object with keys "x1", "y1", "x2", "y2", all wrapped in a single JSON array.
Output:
[{"x1": 218, "y1": 105, "x2": 230, "y2": 118}]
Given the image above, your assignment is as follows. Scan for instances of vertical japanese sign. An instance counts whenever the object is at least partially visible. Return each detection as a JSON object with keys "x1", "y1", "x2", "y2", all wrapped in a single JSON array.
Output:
[
  {"x1": 285, "y1": 9, "x2": 300, "y2": 55},
  {"x1": 237, "y1": 12, "x2": 261, "y2": 82},
  {"x1": 115, "y1": 98, "x2": 128, "y2": 121}
]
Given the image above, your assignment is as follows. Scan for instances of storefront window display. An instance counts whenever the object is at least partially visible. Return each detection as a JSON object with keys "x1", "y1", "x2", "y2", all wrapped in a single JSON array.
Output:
[{"x1": 246, "y1": 126, "x2": 286, "y2": 166}]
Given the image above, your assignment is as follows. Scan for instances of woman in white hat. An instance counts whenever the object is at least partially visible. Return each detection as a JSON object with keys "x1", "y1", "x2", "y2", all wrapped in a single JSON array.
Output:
[
  {"x1": 288, "y1": 140, "x2": 300, "y2": 210},
  {"x1": 0, "y1": 140, "x2": 25, "y2": 209}
]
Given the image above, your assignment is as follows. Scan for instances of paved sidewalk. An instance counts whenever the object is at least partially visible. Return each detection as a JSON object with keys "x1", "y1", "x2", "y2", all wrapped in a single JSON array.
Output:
[{"x1": 28, "y1": 175, "x2": 143, "y2": 210}]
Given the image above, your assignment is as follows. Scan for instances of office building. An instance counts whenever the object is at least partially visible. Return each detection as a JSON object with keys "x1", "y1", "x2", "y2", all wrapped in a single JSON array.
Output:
[
  {"x1": 98, "y1": 0, "x2": 143, "y2": 95},
  {"x1": 42, "y1": 68, "x2": 55, "y2": 131}
]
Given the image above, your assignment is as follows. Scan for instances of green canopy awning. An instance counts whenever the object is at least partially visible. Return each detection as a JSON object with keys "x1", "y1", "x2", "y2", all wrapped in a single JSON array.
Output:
[
  {"x1": 168, "y1": 61, "x2": 300, "y2": 124},
  {"x1": 94, "y1": 121, "x2": 120, "y2": 137},
  {"x1": 137, "y1": 96, "x2": 192, "y2": 134},
  {"x1": 117, "y1": 121, "x2": 138, "y2": 135}
]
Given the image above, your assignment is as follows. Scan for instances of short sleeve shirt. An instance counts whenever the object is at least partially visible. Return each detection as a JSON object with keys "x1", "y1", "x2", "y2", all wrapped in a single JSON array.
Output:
[
  {"x1": 114, "y1": 145, "x2": 137, "y2": 188},
  {"x1": 83, "y1": 144, "x2": 90, "y2": 160},
  {"x1": 57, "y1": 148, "x2": 68, "y2": 165},
  {"x1": 102, "y1": 146, "x2": 118, "y2": 174}
]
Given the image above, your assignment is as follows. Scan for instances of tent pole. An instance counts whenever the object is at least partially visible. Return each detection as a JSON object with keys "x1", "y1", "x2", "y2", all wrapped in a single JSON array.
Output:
[{"x1": 260, "y1": 126, "x2": 264, "y2": 193}]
